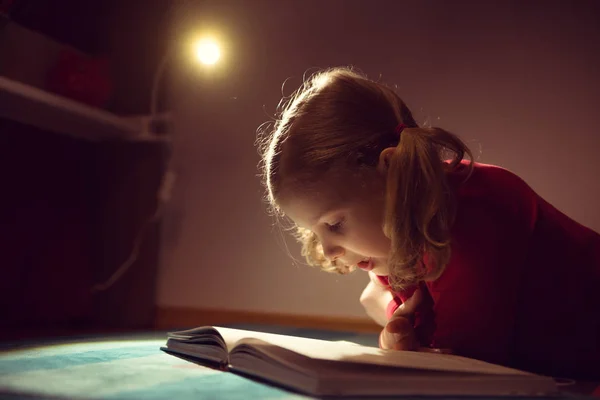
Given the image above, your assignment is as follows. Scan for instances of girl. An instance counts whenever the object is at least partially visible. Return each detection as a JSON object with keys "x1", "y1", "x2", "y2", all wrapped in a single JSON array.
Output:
[{"x1": 258, "y1": 67, "x2": 600, "y2": 380}]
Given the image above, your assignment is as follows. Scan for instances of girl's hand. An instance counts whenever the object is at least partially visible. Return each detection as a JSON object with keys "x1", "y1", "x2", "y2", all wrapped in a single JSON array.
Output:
[
  {"x1": 379, "y1": 288, "x2": 422, "y2": 351},
  {"x1": 360, "y1": 272, "x2": 394, "y2": 327}
]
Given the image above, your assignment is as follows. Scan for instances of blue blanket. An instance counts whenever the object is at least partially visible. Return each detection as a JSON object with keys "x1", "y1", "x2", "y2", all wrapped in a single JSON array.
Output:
[
  {"x1": 0, "y1": 325, "x2": 378, "y2": 399},
  {"x1": 1, "y1": 325, "x2": 595, "y2": 399}
]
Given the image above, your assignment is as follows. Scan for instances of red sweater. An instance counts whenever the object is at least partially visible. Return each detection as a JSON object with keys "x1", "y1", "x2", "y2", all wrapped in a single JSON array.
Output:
[{"x1": 378, "y1": 162, "x2": 600, "y2": 380}]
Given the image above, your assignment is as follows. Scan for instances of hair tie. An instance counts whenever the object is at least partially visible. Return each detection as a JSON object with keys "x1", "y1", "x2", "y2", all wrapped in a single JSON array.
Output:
[{"x1": 394, "y1": 123, "x2": 407, "y2": 136}]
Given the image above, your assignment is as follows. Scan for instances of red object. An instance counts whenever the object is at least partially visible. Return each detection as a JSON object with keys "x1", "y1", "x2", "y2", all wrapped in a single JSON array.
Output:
[
  {"x1": 378, "y1": 162, "x2": 600, "y2": 380},
  {"x1": 394, "y1": 123, "x2": 407, "y2": 136},
  {"x1": 0, "y1": 0, "x2": 16, "y2": 13},
  {"x1": 46, "y1": 49, "x2": 113, "y2": 108}
]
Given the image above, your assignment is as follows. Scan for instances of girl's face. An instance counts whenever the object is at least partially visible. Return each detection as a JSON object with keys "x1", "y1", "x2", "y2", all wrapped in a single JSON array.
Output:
[{"x1": 279, "y1": 167, "x2": 391, "y2": 276}]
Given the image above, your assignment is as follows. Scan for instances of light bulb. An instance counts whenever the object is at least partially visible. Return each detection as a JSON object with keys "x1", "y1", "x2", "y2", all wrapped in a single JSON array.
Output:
[{"x1": 194, "y1": 39, "x2": 220, "y2": 65}]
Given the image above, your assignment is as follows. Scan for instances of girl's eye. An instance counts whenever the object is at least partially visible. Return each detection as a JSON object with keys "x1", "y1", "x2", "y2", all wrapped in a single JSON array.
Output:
[{"x1": 327, "y1": 218, "x2": 345, "y2": 233}]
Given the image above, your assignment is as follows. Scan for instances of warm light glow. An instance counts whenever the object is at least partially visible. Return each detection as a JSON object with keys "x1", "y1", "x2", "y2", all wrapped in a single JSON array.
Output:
[{"x1": 194, "y1": 38, "x2": 220, "y2": 65}]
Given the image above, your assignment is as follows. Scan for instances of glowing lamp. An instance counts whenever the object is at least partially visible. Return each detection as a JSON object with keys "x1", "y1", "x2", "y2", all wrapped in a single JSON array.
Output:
[{"x1": 194, "y1": 38, "x2": 221, "y2": 65}]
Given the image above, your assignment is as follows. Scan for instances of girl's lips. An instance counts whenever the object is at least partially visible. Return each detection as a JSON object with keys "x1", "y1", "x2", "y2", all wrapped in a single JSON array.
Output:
[{"x1": 357, "y1": 258, "x2": 374, "y2": 271}]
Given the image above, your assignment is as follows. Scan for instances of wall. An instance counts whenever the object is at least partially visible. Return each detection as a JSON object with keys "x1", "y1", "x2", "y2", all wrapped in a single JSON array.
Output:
[{"x1": 157, "y1": 0, "x2": 600, "y2": 319}]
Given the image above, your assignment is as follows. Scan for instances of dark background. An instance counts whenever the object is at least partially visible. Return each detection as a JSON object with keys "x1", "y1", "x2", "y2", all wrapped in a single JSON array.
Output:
[{"x1": 0, "y1": 0, "x2": 173, "y2": 338}]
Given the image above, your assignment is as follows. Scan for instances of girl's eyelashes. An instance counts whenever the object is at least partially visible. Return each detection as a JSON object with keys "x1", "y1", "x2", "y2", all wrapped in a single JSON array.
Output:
[{"x1": 326, "y1": 218, "x2": 345, "y2": 233}]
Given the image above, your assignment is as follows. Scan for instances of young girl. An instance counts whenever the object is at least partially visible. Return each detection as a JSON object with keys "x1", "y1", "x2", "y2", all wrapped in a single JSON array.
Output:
[{"x1": 257, "y1": 67, "x2": 600, "y2": 380}]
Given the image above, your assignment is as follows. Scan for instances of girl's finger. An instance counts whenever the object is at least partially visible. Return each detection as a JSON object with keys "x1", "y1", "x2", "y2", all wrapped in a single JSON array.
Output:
[
  {"x1": 392, "y1": 331, "x2": 417, "y2": 351},
  {"x1": 386, "y1": 315, "x2": 413, "y2": 334},
  {"x1": 380, "y1": 328, "x2": 412, "y2": 350},
  {"x1": 380, "y1": 317, "x2": 418, "y2": 351},
  {"x1": 392, "y1": 288, "x2": 423, "y2": 317}
]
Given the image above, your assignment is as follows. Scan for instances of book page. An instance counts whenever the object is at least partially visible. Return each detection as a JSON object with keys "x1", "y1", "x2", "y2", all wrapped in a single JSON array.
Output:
[
  {"x1": 215, "y1": 327, "x2": 532, "y2": 376},
  {"x1": 166, "y1": 326, "x2": 228, "y2": 362},
  {"x1": 215, "y1": 327, "x2": 350, "y2": 354}
]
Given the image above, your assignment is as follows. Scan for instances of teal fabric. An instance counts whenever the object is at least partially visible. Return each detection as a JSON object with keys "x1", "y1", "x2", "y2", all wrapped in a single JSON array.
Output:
[
  {"x1": 0, "y1": 325, "x2": 590, "y2": 399},
  {"x1": 0, "y1": 326, "x2": 377, "y2": 399}
]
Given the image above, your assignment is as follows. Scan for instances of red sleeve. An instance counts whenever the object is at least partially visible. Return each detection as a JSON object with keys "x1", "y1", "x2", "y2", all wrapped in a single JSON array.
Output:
[
  {"x1": 375, "y1": 275, "x2": 401, "y2": 320},
  {"x1": 379, "y1": 275, "x2": 436, "y2": 347},
  {"x1": 427, "y1": 165, "x2": 536, "y2": 366},
  {"x1": 386, "y1": 296, "x2": 401, "y2": 320},
  {"x1": 375, "y1": 275, "x2": 415, "y2": 320}
]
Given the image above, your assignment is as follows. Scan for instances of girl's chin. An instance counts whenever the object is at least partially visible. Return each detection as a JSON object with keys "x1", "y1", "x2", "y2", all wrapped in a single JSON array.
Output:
[{"x1": 371, "y1": 265, "x2": 389, "y2": 276}]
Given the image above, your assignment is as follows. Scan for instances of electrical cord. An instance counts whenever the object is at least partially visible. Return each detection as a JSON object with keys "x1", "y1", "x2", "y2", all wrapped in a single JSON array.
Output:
[{"x1": 91, "y1": 52, "x2": 175, "y2": 293}]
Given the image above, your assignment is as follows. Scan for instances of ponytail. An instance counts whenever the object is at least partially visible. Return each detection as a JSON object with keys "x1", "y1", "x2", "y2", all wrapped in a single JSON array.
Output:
[{"x1": 384, "y1": 126, "x2": 473, "y2": 291}]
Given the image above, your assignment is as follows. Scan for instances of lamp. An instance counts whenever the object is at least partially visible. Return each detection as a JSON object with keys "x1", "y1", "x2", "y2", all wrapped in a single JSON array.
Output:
[
  {"x1": 150, "y1": 36, "x2": 222, "y2": 134},
  {"x1": 91, "y1": 36, "x2": 223, "y2": 293}
]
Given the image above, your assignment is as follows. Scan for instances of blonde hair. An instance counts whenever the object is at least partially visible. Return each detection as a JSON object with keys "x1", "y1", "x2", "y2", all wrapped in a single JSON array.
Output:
[{"x1": 258, "y1": 67, "x2": 473, "y2": 291}]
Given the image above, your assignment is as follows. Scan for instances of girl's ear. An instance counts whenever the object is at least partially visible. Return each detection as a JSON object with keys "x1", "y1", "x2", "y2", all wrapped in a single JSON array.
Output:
[{"x1": 377, "y1": 147, "x2": 396, "y2": 175}]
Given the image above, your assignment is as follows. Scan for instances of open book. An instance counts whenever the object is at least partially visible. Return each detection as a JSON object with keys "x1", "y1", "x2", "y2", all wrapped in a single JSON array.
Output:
[{"x1": 161, "y1": 326, "x2": 557, "y2": 397}]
